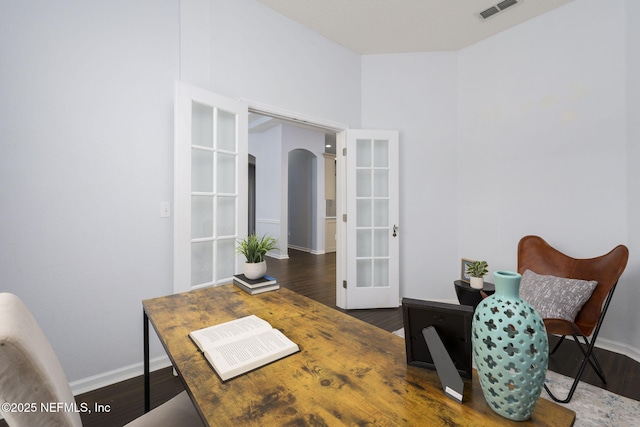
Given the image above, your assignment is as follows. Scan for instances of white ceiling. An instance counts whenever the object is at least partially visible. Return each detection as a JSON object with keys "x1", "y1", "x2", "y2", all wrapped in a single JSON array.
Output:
[{"x1": 257, "y1": 0, "x2": 574, "y2": 54}]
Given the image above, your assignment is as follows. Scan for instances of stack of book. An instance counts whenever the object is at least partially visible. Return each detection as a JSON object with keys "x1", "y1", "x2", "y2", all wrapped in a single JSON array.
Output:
[{"x1": 233, "y1": 274, "x2": 279, "y2": 295}]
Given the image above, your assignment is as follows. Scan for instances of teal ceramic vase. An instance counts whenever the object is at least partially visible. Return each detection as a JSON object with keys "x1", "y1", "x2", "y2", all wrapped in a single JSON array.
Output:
[{"x1": 472, "y1": 270, "x2": 548, "y2": 421}]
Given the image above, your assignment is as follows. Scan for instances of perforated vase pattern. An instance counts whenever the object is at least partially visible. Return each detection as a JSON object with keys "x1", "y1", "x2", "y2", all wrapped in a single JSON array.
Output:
[{"x1": 472, "y1": 270, "x2": 549, "y2": 421}]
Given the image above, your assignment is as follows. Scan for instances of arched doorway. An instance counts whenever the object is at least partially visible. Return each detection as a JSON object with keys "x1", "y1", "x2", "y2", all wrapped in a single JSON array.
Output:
[{"x1": 288, "y1": 149, "x2": 316, "y2": 251}]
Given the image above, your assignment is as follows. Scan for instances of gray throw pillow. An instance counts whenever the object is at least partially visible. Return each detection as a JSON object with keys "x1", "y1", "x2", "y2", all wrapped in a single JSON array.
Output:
[{"x1": 520, "y1": 269, "x2": 598, "y2": 322}]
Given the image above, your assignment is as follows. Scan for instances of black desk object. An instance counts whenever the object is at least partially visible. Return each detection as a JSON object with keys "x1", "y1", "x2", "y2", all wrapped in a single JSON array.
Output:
[
  {"x1": 422, "y1": 326, "x2": 464, "y2": 403},
  {"x1": 454, "y1": 280, "x2": 495, "y2": 309}
]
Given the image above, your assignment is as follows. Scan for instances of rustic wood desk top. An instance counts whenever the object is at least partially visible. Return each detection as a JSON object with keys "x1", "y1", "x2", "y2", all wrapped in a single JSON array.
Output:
[{"x1": 143, "y1": 285, "x2": 575, "y2": 426}]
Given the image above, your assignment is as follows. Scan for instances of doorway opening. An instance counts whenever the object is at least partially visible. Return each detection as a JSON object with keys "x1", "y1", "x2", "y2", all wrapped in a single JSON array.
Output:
[
  {"x1": 248, "y1": 154, "x2": 256, "y2": 236},
  {"x1": 288, "y1": 149, "x2": 316, "y2": 251},
  {"x1": 247, "y1": 111, "x2": 339, "y2": 259}
]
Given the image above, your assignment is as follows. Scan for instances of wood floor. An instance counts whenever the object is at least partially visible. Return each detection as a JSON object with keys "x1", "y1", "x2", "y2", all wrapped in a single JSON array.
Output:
[{"x1": 3, "y1": 249, "x2": 638, "y2": 427}]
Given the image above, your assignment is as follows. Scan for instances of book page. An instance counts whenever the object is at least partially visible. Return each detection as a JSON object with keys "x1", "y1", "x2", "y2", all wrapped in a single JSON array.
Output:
[
  {"x1": 190, "y1": 315, "x2": 272, "y2": 351},
  {"x1": 204, "y1": 329, "x2": 299, "y2": 381}
]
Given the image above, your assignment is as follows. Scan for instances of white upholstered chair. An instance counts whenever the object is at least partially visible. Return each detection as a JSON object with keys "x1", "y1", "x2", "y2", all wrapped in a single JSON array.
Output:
[{"x1": 0, "y1": 292, "x2": 204, "y2": 427}]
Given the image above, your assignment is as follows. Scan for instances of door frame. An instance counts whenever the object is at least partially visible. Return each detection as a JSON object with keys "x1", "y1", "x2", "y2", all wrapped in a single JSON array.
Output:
[
  {"x1": 336, "y1": 131, "x2": 348, "y2": 308},
  {"x1": 245, "y1": 99, "x2": 348, "y2": 134}
]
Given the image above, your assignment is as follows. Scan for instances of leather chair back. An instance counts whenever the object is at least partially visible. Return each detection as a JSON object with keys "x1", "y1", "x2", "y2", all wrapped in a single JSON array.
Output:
[{"x1": 517, "y1": 235, "x2": 628, "y2": 336}]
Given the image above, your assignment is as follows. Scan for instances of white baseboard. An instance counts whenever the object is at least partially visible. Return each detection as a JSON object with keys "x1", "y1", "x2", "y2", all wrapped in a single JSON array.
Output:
[
  {"x1": 287, "y1": 244, "x2": 311, "y2": 253},
  {"x1": 287, "y1": 244, "x2": 325, "y2": 255},
  {"x1": 69, "y1": 355, "x2": 171, "y2": 396},
  {"x1": 266, "y1": 252, "x2": 289, "y2": 260},
  {"x1": 548, "y1": 335, "x2": 640, "y2": 364},
  {"x1": 590, "y1": 337, "x2": 640, "y2": 364}
]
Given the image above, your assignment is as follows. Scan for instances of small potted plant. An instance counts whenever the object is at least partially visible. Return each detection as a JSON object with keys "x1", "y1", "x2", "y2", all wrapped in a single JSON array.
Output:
[
  {"x1": 236, "y1": 234, "x2": 279, "y2": 279},
  {"x1": 466, "y1": 260, "x2": 489, "y2": 289}
]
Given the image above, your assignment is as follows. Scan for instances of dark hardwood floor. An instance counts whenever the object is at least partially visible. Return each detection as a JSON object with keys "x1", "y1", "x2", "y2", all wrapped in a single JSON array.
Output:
[
  {"x1": 268, "y1": 248, "x2": 404, "y2": 332},
  {"x1": 3, "y1": 249, "x2": 638, "y2": 427}
]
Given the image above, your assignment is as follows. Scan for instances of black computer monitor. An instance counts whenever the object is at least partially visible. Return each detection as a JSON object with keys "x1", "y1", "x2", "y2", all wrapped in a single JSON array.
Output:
[{"x1": 401, "y1": 298, "x2": 474, "y2": 379}]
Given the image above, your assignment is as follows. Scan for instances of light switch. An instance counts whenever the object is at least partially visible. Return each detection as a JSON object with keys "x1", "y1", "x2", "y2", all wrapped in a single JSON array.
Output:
[{"x1": 160, "y1": 202, "x2": 171, "y2": 218}]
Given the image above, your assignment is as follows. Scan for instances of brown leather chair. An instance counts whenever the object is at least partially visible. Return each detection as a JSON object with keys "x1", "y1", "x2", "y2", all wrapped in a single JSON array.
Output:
[{"x1": 517, "y1": 235, "x2": 629, "y2": 403}]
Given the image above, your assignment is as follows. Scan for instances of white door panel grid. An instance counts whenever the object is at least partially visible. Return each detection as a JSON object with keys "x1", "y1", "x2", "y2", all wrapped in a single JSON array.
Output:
[
  {"x1": 344, "y1": 129, "x2": 399, "y2": 309},
  {"x1": 174, "y1": 82, "x2": 248, "y2": 293}
]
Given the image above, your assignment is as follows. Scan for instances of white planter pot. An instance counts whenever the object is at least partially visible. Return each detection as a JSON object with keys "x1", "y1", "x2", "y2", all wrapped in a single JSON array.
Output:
[
  {"x1": 470, "y1": 277, "x2": 484, "y2": 290},
  {"x1": 244, "y1": 261, "x2": 267, "y2": 280}
]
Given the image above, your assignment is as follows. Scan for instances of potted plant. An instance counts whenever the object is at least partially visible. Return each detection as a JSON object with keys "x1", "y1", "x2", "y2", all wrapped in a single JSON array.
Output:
[
  {"x1": 236, "y1": 234, "x2": 279, "y2": 279},
  {"x1": 466, "y1": 260, "x2": 489, "y2": 289}
]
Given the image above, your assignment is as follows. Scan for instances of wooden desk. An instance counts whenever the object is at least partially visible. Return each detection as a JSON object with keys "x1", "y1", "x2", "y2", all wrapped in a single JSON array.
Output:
[{"x1": 143, "y1": 285, "x2": 575, "y2": 426}]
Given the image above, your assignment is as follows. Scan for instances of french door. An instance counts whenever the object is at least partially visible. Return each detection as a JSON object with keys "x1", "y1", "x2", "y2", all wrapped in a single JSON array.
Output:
[
  {"x1": 342, "y1": 130, "x2": 400, "y2": 309},
  {"x1": 174, "y1": 84, "x2": 398, "y2": 307},
  {"x1": 174, "y1": 82, "x2": 248, "y2": 293}
]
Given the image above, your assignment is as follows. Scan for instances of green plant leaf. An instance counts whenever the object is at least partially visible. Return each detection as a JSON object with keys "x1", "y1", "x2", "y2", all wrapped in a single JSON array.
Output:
[
  {"x1": 236, "y1": 234, "x2": 279, "y2": 263},
  {"x1": 466, "y1": 260, "x2": 489, "y2": 278}
]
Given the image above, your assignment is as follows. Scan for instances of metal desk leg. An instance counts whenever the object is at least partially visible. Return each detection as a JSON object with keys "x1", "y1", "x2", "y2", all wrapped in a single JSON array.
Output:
[{"x1": 143, "y1": 310, "x2": 150, "y2": 413}]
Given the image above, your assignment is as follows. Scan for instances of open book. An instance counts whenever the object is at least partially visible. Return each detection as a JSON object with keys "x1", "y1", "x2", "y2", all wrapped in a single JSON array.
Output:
[{"x1": 189, "y1": 315, "x2": 300, "y2": 381}]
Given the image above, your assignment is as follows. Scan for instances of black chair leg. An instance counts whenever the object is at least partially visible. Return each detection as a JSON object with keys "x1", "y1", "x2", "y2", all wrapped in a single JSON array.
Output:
[
  {"x1": 545, "y1": 283, "x2": 618, "y2": 403},
  {"x1": 549, "y1": 335, "x2": 566, "y2": 355},
  {"x1": 574, "y1": 335, "x2": 606, "y2": 383},
  {"x1": 544, "y1": 335, "x2": 605, "y2": 403}
]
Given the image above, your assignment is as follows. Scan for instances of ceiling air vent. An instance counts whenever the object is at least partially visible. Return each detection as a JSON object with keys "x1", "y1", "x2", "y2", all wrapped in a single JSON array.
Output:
[
  {"x1": 497, "y1": 0, "x2": 519, "y2": 11},
  {"x1": 479, "y1": 0, "x2": 521, "y2": 20},
  {"x1": 479, "y1": 6, "x2": 500, "y2": 20}
]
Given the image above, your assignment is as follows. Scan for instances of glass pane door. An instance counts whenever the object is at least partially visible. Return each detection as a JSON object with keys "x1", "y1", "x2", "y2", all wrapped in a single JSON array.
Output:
[
  {"x1": 189, "y1": 102, "x2": 238, "y2": 288},
  {"x1": 355, "y1": 138, "x2": 390, "y2": 288},
  {"x1": 345, "y1": 130, "x2": 399, "y2": 309},
  {"x1": 174, "y1": 82, "x2": 247, "y2": 293}
]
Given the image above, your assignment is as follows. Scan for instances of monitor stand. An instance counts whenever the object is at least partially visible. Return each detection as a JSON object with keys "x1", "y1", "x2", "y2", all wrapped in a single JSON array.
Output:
[{"x1": 422, "y1": 326, "x2": 464, "y2": 403}]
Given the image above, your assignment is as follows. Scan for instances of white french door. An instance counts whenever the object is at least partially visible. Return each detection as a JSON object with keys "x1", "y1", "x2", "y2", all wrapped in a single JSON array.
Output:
[
  {"x1": 174, "y1": 82, "x2": 248, "y2": 293},
  {"x1": 342, "y1": 129, "x2": 399, "y2": 309}
]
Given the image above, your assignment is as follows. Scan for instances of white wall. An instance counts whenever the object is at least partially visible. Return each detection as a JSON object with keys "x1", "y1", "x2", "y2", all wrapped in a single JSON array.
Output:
[
  {"x1": 0, "y1": 0, "x2": 180, "y2": 386},
  {"x1": 457, "y1": 0, "x2": 626, "y2": 266},
  {"x1": 362, "y1": 52, "x2": 459, "y2": 300},
  {"x1": 625, "y1": 0, "x2": 640, "y2": 355},
  {"x1": 249, "y1": 126, "x2": 283, "y2": 253},
  {"x1": 361, "y1": 0, "x2": 638, "y2": 357},
  {"x1": 457, "y1": 0, "x2": 632, "y2": 352},
  {"x1": 0, "y1": 0, "x2": 362, "y2": 391},
  {"x1": 181, "y1": 0, "x2": 361, "y2": 128}
]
